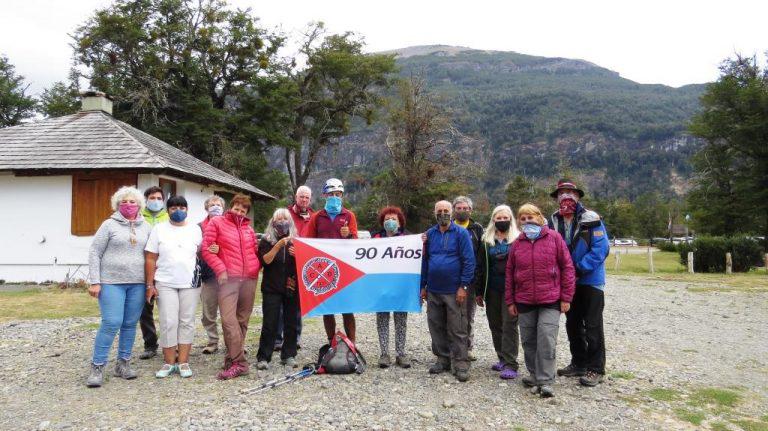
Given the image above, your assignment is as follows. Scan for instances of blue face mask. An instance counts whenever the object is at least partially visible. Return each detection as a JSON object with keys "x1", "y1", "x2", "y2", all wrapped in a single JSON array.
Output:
[
  {"x1": 325, "y1": 196, "x2": 342, "y2": 216},
  {"x1": 147, "y1": 199, "x2": 164, "y2": 212},
  {"x1": 383, "y1": 219, "x2": 399, "y2": 233},
  {"x1": 170, "y1": 209, "x2": 187, "y2": 223},
  {"x1": 522, "y1": 223, "x2": 542, "y2": 240}
]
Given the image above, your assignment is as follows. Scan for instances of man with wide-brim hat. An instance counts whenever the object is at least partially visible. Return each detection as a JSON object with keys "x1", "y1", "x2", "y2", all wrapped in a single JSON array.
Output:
[{"x1": 547, "y1": 179, "x2": 610, "y2": 388}]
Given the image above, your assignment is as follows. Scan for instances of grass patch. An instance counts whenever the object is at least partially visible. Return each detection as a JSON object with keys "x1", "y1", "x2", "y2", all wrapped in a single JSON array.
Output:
[
  {"x1": 0, "y1": 289, "x2": 98, "y2": 321},
  {"x1": 762, "y1": 415, "x2": 768, "y2": 422},
  {"x1": 682, "y1": 349, "x2": 699, "y2": 353},
  {"x1": 648, "y1": 388, "x2": 681, "y2": 402},
  {"x1": 710, "y1": 422, "x2": 730, "y2": 431},
  {"x1": 610, "y1": 371, "x2": 636, "y2": 380},
  {"x1": 75, "y1": 322, "x2": 100, "y2": 331},
  {"x1": 674, "y1": 408, "x2": 705, "y2": 426},
  {"x1": 733, "y1": 420, "x2": 768, "y2": 431},
  {"x1": 689, "y1": 388, "x2": 741, "y2": 408},
  {"x1": 607, "y1": 250, "x2": 685, "y2": 274}
]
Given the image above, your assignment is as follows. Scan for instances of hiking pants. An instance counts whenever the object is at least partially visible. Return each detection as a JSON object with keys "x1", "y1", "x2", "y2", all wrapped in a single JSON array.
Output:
[
  {"x1": 485, "y1": 289, "x2": 520, "y2": 369},
  {"x1": 519, "y1": 306, "x2": 560, "y2": 385},
  {"x1": 565, "y1": 284, "x2": 606, "y2": 374},
  {"x1": 427, "y1": 292, "x2": 469, "y2": 372}
]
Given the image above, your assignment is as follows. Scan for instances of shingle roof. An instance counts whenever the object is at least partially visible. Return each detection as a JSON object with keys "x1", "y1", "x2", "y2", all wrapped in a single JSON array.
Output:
[{"x1": 0, "y1": 111, "x2": 274, "y2": 199}]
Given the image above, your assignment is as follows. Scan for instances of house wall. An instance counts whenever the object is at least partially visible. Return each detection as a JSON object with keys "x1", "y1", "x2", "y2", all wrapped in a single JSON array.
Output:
[{"x1": 0, "y1": 173, "x2": 240, "y2": 283}]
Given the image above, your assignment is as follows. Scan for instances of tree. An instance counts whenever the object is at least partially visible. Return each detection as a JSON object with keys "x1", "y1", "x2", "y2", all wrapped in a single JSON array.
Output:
[
  {"x1": 505, "y1": 175, "x2": 551, "y2": 215},
  {"x1": 39, "y1": 71, "x2": 81, "y2": 117},
  {"x1": 688, "y1": 55, "x2": 768, "y2": 241},
  {"x1": 0, "y1": 55, "x2": 36, "y2": 127},
  {"x1": 281, "y1": 23, "x2": 397, "y2": 191}
]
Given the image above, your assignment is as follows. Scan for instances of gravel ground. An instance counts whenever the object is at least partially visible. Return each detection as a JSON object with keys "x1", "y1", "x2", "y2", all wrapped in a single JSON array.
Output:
[{"x1": 0, "y1": 275, "x2": 766, "y2": 430}]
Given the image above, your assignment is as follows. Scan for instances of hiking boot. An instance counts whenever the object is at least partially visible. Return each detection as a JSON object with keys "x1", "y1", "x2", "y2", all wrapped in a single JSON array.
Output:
[
  {"x1": 155, "y1": 363, "x2": 179, "y2": 378},
  {"x1": 539, "y1": 385, "x2": 555, "y2": 398},
  {"x1": 138, "y1": 348, "x2": 157, "y2": 360},
  {"x1": 522, "y1": 375, "x2": 537, "y2": 387},
  {"x1": 491, "y1": 361, "x2": 505, "y2": 372},
  {"x1": 579, "y1": 371, "x2": 604, "y2": 387},
  {"x1": 468, "y1": 351, "x2": 478, "y2": 362},
  {"x1": 429, "y1": 362, "x2": 448, "y2": 374},
  {"x1": 114, "y1": 358, "x2": 137, "y2": 380},
  {"x1": 378, "y1": 354, "x2": 391, "y2": 369},
  {"x1": 529, "y1": 385, "x2": 541, "y2": 395},
  {"x1": 217, "y1": 362, "x2": 248, "y2": 380},
  {"x1": 455, "y1": 369, "x2": 469, "y2": 382},
  {"x1": 86, "y1": 363, "x2": 105, "y2": 388},
  {"x1": 273, "y1": 342, "x2": 282, "y2": 352},
  {"x1": 178, "y1": 363, "x2": 193, "y2": 378},
  {"x1": 256, "y1": 360, "x2": 269, "y2": 370},
  {"x1": 395, "y1": 355, "x2": 412, "y2": 369},
  {"x1": 202, "y1": 344, "x2": 219, "y2": 355},
  {"x1": 281, "y1": 357, "x2": 297, "y2": 368},
  {"x1": 500, "y1": 365, "x2": 519, "y2": 380},
  {"x1": 557, "y1": 364, "x2": 586, "y2": 377}
]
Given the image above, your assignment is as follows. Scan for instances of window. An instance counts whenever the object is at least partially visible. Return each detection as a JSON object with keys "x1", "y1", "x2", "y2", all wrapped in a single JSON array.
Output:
[
  {"x1": 159, "y1": 178, "x2": 177, "y2": 199},
  {"x1": 71, "y1": 172, "x2": 138, "y2": 236}
]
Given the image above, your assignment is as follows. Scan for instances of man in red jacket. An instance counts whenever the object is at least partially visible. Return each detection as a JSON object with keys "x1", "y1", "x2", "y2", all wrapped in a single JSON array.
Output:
[{"x1": 304, "y1": 178, "x2": 359, "y2": 342}]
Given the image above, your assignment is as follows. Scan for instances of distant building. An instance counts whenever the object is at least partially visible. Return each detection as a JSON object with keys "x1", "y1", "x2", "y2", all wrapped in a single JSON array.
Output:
[{"x1": 0, "y1": 92, "x2": 273, "y2": 283}]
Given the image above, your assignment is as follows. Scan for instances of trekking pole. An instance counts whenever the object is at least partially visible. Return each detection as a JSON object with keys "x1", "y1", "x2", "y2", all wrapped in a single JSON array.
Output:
[{"x1": 241, "y1": 364, "x2": 316, "y2": 395}]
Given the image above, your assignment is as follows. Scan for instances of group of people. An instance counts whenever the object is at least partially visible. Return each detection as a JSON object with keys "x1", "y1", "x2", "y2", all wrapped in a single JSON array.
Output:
[{"x1": 84, "y1": 176, "x2": 609, "y2": 399}]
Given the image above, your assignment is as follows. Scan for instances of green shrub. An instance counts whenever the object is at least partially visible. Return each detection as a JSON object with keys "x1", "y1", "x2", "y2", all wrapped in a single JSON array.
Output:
[
  {"x1": 657, "y1": 241, "x2": 678, "y2": 252},
  {"x1": 679, "y1": 236, "x2": 764, "y2": 273}
]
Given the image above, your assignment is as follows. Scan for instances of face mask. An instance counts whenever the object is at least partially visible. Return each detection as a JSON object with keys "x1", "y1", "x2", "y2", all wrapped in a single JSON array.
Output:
[
  {"x1": 436, "y1": 213, "x2": 452, "y2": 226},
  {"x1": 273, "y1": 220, "x2": 290, "y2": 237},
  {"x1": 207, "y1": 205, "x2": 223, "y2": 217},
  {"x1": 325, "y1": 196, "x2": 342, "y2": 216},
  {"x1": 522, "y1": 223, "x2": 542, "y2": 240},
  {"x1": 454, "y1": 210, "x2": 470, "y2": 222},
  {"x1": 559, "y1": 199, "x2": 577, "y2": 216},
  {"x1": 118, "y1": 203, "x2": 139, "y2": 219},
  {"x1": 495, "y1": 220, "x2": 511, "y2": 232},
  {"x1": 383, "y1": 219, "x2": 399, "y2": 233},
  {"x1": 170, "y1": 209, "x2": 187, "y2": 223},
  {"x1": 147, "y1": 199, "x2": 164, "y2": 212}
]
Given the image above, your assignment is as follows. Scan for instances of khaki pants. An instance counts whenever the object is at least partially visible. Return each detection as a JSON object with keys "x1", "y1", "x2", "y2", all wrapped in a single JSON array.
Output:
[
  {"x1": 157, "y1": 283, "x2": 200, "y2": 348},
  {"x1": 427, "y1": 292, "x2": 469, "y2": 372},
  {"x1": 200, "y1": 279, "x2": 219, "y2": 345},
  {"x1": 218, "y1": 278, "x2": 257, "y2": 365}
]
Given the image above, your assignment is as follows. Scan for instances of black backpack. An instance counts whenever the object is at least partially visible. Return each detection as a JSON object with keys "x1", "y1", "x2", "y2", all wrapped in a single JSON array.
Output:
[{"x1": 316, "y1": 331, "x2": 366, "y2": 374}]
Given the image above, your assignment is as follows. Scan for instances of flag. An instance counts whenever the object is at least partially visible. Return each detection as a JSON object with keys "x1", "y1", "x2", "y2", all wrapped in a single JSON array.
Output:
[{"x1": 294, "y1": 234, "x2": 423, "y2": 317}]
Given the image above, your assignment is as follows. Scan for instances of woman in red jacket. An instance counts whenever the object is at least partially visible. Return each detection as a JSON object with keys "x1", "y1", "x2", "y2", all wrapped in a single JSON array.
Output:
[
  {"x1": 202, "y1": 194, "x2": 261, "y2": 380},
  {"x1": 506, "y1": 203, "x2": 575, "y2": 398}
]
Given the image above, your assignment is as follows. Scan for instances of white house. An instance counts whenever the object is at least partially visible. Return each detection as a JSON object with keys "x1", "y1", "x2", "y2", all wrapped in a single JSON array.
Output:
[{"x1": 0, "y1": 92, "x2": 274, "y2": 283}]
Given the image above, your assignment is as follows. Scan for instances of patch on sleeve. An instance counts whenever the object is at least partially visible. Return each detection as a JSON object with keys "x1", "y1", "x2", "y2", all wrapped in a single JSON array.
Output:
[{"x1": 593, "y1": 231, "x2": 604, "y2": 237}]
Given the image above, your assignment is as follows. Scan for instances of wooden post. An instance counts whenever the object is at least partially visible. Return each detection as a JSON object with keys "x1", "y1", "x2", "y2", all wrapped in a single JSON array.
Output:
[
  {"x1": 764, "y1": 253, "x2": 768, "y2": 273},
  {"x1": 725, "y1": 252, "x2": 732, "y2": 275},
  {"x1": 687, "y1": 252, "x2": 694, "y2": 274},
  {"x1": 648, "y1": 247, "x2": 654, "y2": 274},
  {"x1": 614, "y1": 251, "x2": 620, "y2": 272}
]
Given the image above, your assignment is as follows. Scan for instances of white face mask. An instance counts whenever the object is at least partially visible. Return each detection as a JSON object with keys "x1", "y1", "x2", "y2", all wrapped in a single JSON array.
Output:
[{"x1": 208, "y1": 205, "x2": 224, "y2": 217}]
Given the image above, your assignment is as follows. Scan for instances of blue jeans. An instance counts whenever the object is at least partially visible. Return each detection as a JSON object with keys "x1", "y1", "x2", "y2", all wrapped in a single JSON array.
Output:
[{"x1": 91, "y1": 283, "x2": 146, "y2": 365}]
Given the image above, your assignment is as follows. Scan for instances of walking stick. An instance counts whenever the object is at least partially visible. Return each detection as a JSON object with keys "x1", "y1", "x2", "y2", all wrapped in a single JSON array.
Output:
[{"x1": 240, "y1": 364, "x2": 317, "y2": 395}]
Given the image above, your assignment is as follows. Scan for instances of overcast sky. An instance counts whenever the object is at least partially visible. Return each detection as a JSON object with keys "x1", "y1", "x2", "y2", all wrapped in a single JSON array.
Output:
[{"x1": 2, "y1": 0, "x2": 766, "y2": 96}]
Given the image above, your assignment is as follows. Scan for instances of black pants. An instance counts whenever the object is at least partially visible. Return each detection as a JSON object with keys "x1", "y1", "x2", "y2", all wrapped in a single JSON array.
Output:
[
  {"x1": 565, "y1": 284, "x2": 605, "y2": 374},
  {"x1": 257, "y1": 292, "x2": 299, "y2": 362},
  {"x1": 275, "y1": 304, "x2": 303, "y2": 346},
  {"x1": 139, "y1": 300, "x2": 158, "y2": 351}
]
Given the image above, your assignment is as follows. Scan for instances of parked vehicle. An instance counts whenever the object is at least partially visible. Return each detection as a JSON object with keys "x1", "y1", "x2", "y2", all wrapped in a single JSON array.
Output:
[{"x1": 613, "y1": 238, "x2": 638, "y2": 246}]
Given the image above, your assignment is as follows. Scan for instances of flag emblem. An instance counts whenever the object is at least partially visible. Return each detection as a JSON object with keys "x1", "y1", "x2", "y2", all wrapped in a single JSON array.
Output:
[{"x1": 302, "y1": 257, "x2": 341, "y2": 296}]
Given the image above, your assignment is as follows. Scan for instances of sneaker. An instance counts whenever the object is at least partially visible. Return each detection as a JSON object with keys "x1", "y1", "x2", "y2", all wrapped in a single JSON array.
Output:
[
  {"x1": 178, "y1": 363, "x2": 193, "y2": 378},
  {"x1": 522, "y1": 375, "x2": 537, "y2": 387},
  {"x1": 395, "y1": 355, "x2": 412, "y2": 369},
  {"x1": 455, "y1": 369, "x2": 469, "y2": 382},
  {"x1": 256, "y1": 360, "x2": 269, "y2": 370},
  {"x1": 468, "y1": 351, "x2": 478, "y2": 362},
  {"x1": 557, "y1": 364, "x2": 586, "y2": 377},
  {"x1": 529, "y1": 385, "x2": 541, "y2": 395},
  {"x1": 139, "y1": 349, "x2": 157, "y2": 360},
  {"x1": 579, "y1": 371, "x2": 604, "y2": 387},
  {"x1": 86, "y1": 363, "x2": 105, "y2": 388},
  {"x1": 114, "y1": 358, "x2": 138, "y2": 380},
  {"x1": 429, "y1": 362, "x2": 448, "y2": 374},
  {"x1": 378, "y1": 354, "x2": 391, "y2": 369},
  {"x1": 500, "y1": 365, "x2": 519, "y2": 380},
  {"x1": 202, "y1": 344, "x2": 219, "y2": 355},
  {"x1": 539, "y1": 385, "x2": 555, "y2": 398},
  {"x1": 217, "y1": 362, "x2": 248, "y2": 380},
  {"x1": 281, "y1": 357, "x2": 297, "y2": 368},
  {"x1": 491, "y1": 361, "x2": 505, "y2": 372},
  {"x1": 155, "y1": 363, "x2": 179, "y2": 378}
]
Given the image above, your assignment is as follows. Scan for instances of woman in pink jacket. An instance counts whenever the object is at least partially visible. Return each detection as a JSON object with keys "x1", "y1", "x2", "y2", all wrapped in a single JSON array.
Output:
[
  {"x1": 202, "y1": 194, "x2": 261, "y2": 380},
  {"x1": 505, "y1": 203, "x2": 575, "y2": 398}
]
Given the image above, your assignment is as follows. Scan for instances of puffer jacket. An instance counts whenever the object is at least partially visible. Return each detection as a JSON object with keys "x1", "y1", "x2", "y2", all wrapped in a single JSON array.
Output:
[
  {"x1": 202, "y1": 211, "x2": 261, "y2": 279},
  {"x1": 505, "y1": 226, "x2": 576, "y2": 306}
]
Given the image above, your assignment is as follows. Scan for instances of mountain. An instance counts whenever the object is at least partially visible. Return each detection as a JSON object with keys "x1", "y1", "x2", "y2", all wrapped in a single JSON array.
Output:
[{"x1": 289, "y1": 45, "x2": 707, "y2": 204}]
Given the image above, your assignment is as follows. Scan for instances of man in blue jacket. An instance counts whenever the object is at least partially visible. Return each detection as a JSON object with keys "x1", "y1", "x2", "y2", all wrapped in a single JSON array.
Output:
[
  {"x1": 421, "y1": 200, "x2": 476, "y2": 382},
  {"x1": 547, "y1": 180, "x2": 610, "y2": 387}
]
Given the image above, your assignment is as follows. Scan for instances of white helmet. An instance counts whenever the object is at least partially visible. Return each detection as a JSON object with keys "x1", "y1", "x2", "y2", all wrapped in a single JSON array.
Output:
[{"x1": 322, "y1": 178, "x2": 344, "y2": 194}]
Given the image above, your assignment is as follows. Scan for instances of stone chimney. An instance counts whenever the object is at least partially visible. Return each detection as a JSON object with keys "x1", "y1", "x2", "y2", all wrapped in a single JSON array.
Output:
[{"x1": 80, "y1": 90, "x2": 113, "y2": 115}]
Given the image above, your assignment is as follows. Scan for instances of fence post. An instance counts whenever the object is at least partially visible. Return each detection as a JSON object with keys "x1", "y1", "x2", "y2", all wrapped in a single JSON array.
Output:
[
  {"x1": 614, "y1": 251, "x2": 620, "y2": 272},
  {"x1": 648, "y1": 247, "x2": 654, "y2": 274},
  {"x1": 687, "y1": 252, "x2": 694, "y2": 274},
  {"x1": 725, "y1": 252, "x2": 733, "y2": 275},
  {"x1": 765, "y1": 253, "x2": 768, "y2": 273}
]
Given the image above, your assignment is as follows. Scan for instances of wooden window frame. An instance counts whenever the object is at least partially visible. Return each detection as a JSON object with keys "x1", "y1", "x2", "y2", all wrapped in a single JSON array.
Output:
[
  {"x1": 159, "y1": 177, "x2": 177, "y2": 198},
  {"x1": 71, "y1": 171, "x2": 138, "y2": 236}
]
